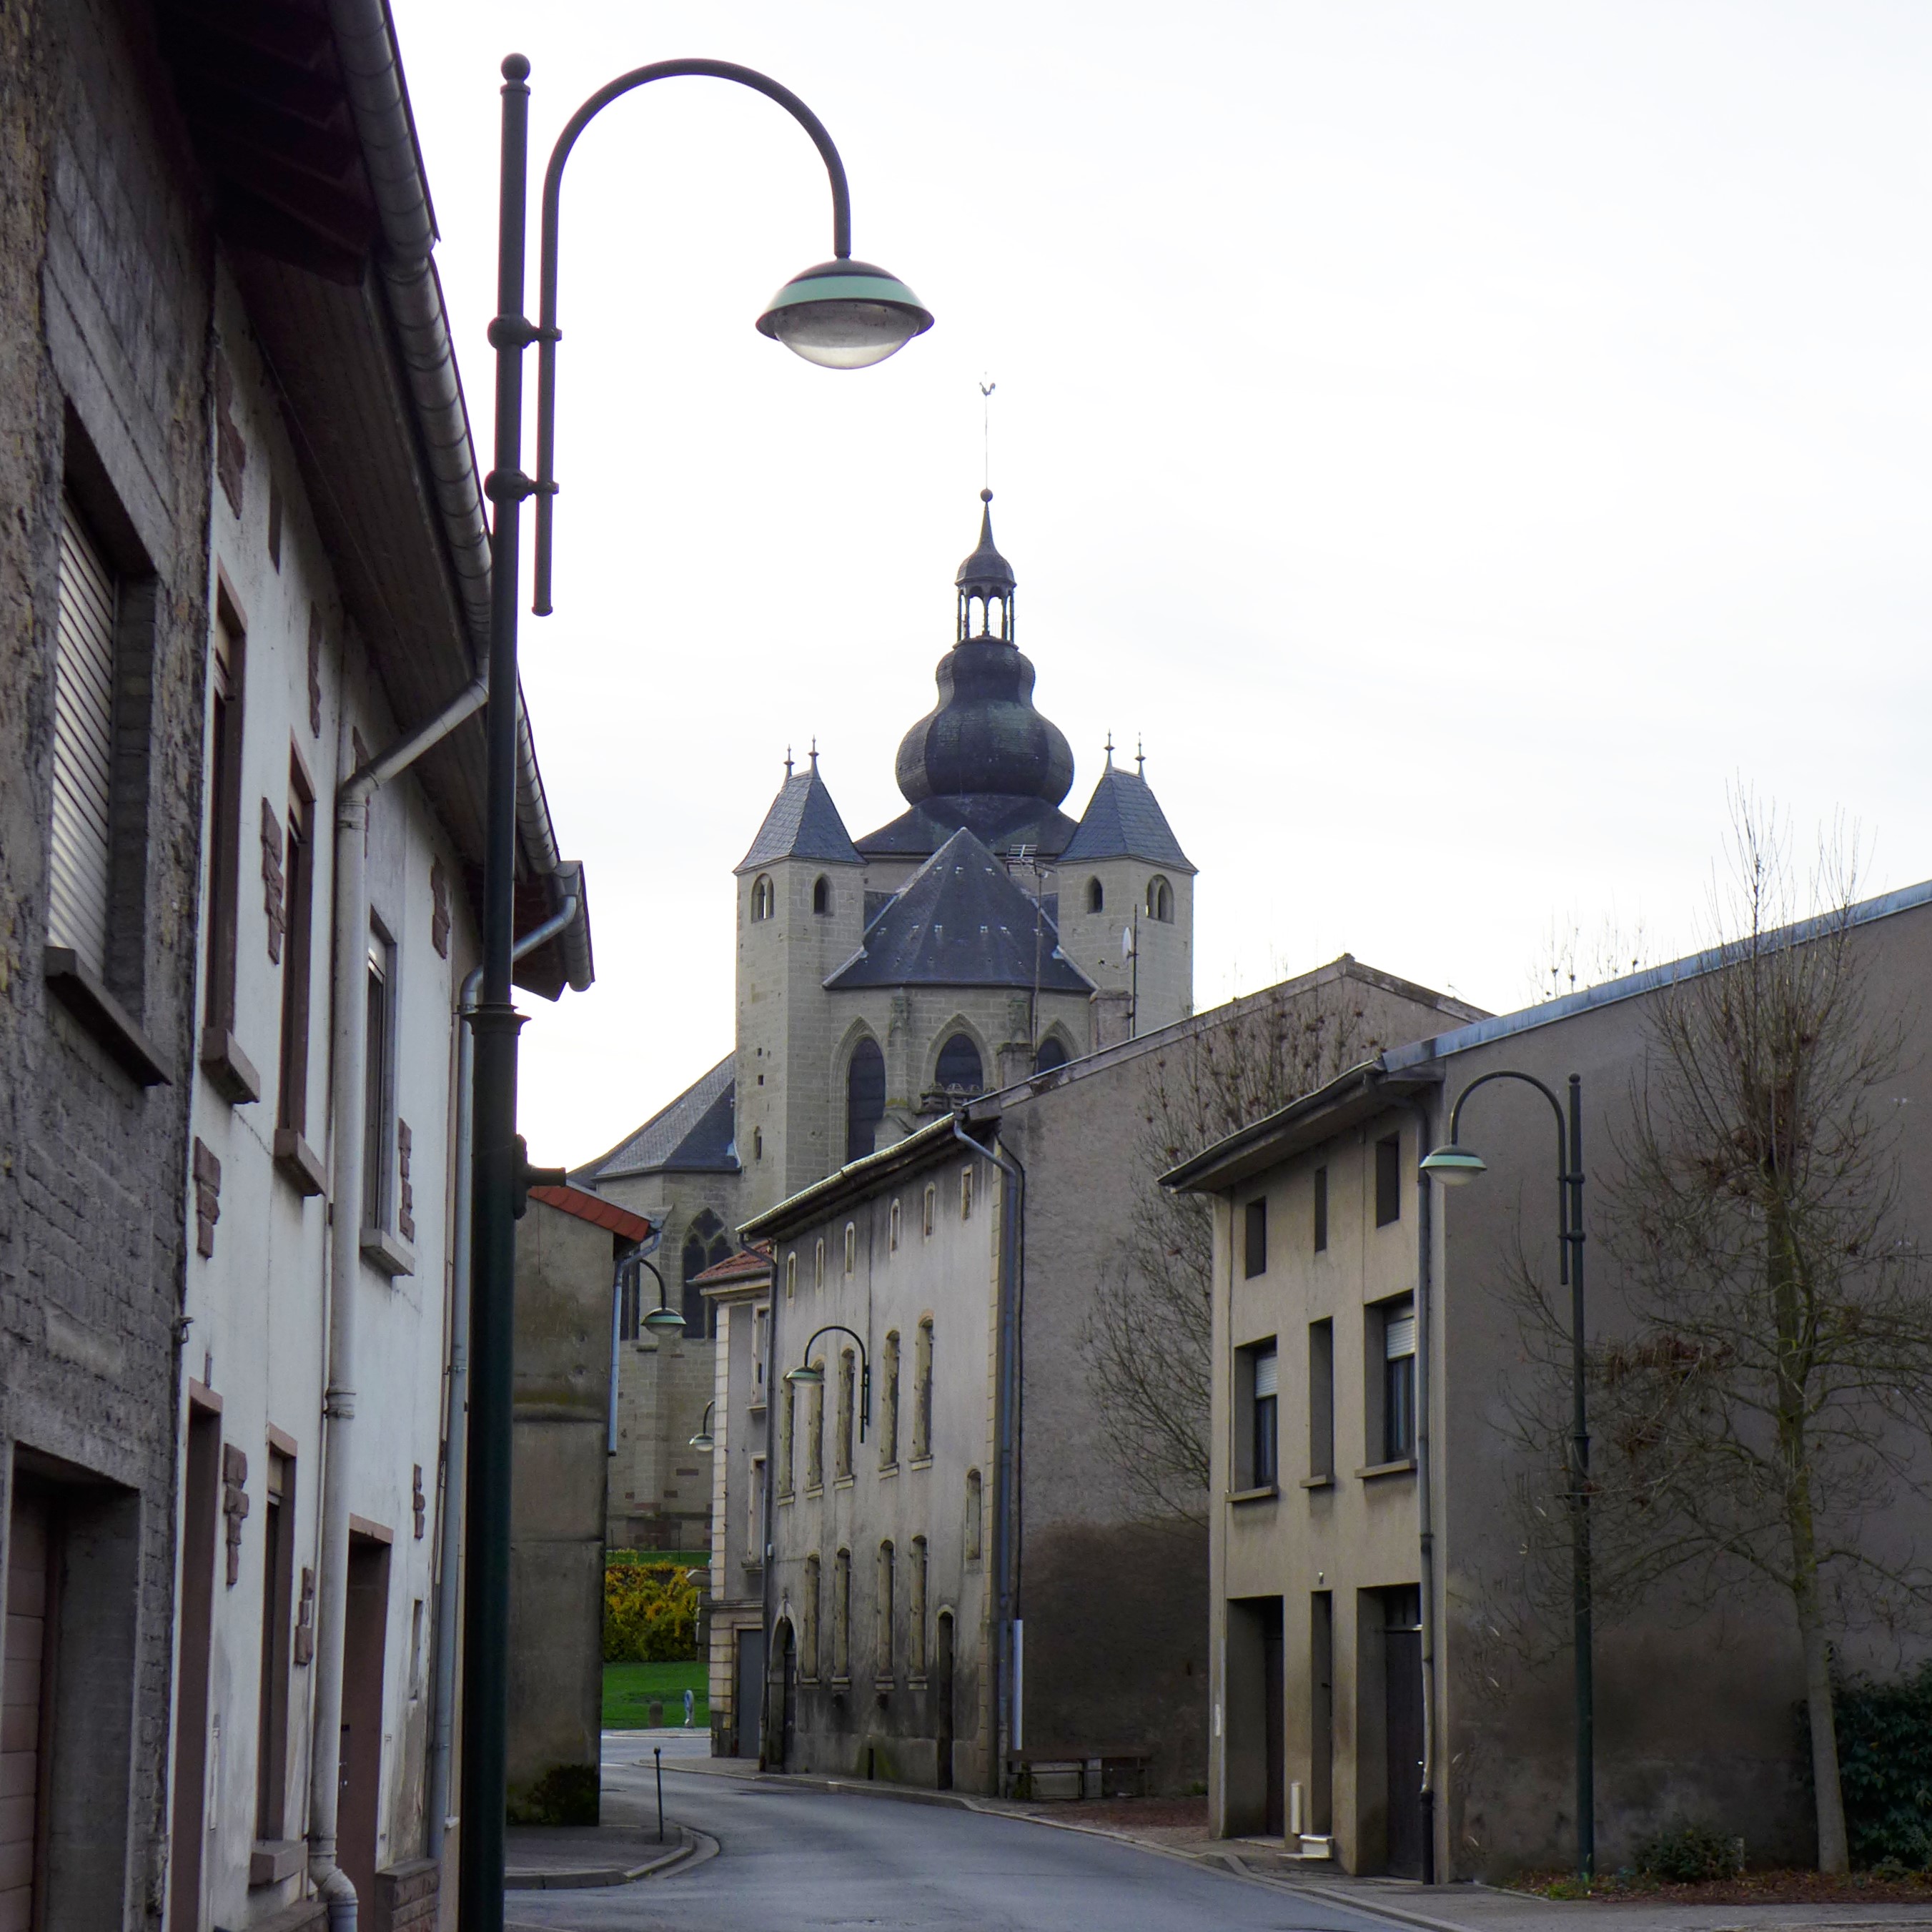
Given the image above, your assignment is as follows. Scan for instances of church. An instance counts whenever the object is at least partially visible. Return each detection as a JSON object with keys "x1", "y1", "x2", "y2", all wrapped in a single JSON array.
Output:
[{"x1": 583, "y1": 492, "x2": 1197, "y2": 1550}]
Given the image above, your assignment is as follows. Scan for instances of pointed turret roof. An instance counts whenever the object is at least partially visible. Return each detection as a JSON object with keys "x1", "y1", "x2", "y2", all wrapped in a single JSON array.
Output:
[
  {"x1": 826, "y1": 827, "x2": 1094, "y2": 994},
  {"x1": 1060, "y1": 758, "x2": 1195, "y2": 873},
  {"x1": 955, "y1": 487, "x2": 1016, "y2": 596},
  {"x1": 735, "y1": 754, "x2": 862, "y2": 873}
]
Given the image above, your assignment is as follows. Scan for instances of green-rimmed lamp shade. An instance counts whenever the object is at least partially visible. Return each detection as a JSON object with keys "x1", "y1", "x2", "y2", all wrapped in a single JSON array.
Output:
[
  {"x1": 757, "y1": 258, "x2": 933, "y2": 370},
  {"x1": 643, "y1": 1304, "x2": 687, "y2": 1335},
  {"x1": 784, "y1": 1362, "x2": 826, "y2": 1387},
  {"x1": 688, "y1": 1430, "x2": 715, "y2": 1452},
  {"x1": 1420, "y1": 1143, "x2": 1487, "y2": 1187}
]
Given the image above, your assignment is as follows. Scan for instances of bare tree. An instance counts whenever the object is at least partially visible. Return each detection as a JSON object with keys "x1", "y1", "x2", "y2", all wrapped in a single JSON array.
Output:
[
  {"x1": 1504, "y1": 803, "x2": 1932, "y2": 1872},
  {"x1": 1083, "y1": 976, "x2": 1379, "y2": 1521}
]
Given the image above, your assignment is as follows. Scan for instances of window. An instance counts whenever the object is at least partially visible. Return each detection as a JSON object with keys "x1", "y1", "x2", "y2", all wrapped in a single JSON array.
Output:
[
  {"x1": 276, "y1": 761, "x2": 316, "y2": 1136},
  {"x1": 1034, "y1": 1035, "x2": 1069, "y2": 1074},
  {"x1": 1313, "y1": 1165, "x2": 1329, "y2": 1253},
  {"x1": 1382, "y1": 1298, "x2": 1417, "y2": 1462},
  {"x1": 923, "y1": 1185, "x2": 936, "y2": 1239},
  {"x1": 876, "y1": 1542, "x2": 896, "y2": 1678},
  {"x1": 832, "y1": 1549, "x2": 851, "y2": 1681},
  {"x1": 836, "y1": 1349, "x2": 856, "y2": 1480},
  {"x1": 1244, "y1": 1197, "x2": 1267, "y2": 1278},
  {"x1": 1145, "y1": 875, "x2": 1174, "y2": 922},
  {"x1": 909, "y1": 1537, "x2": 928, "y2": 1678},
  {"x1": 255, "y1": 1447, "x2": 294, "y2": 1839},
  {"x1": 49, "y1": 495, "x2": 118, "y2": 976},
  {"x1": 812, "y1": 875, "x2": 831, "y2": 916},
  {"x1": 889, "y1": 1199, "x2": 901, "y2": 1252},
  {"x1": 682, "y1": 1209, "x2": 731, "y2": 1334},
  {"x1": 753, "y1": 1126, "x2": 763, "y2": 1162},
  {"x1": 1085, "y1": 877, "x2": 1104, "y2": 913},
  {"x1": 965, "y1": 1469, "x2": 984, "y2": 1561},
  {"x1": 1375, "y1": 1133, "x2": 1402, "y2": 1227},
  {"x1": 936, "y1": 1032, "x2": 984, "y2": 1096},
  {"x1": 913, "y1": 1318, "x2": 934, "y2": 1460},
  {"x1": 618, "y1": 1267, "x2": 639, "y2": 1342},
  {"x1": 813, "y1": 1237, "x2": 825, "y2": 1289},
  {"x1": 750, "y1": 873, "x2": 775, "y2": 921},
  {"x1": 748, "y1": 1455, "x2": 766, "y2": 1556},
  {"x1": 880, "y1": 1331, "x2": 901, "y2": 1466},
  {"x1": 752, "y1": 1305, "x2": 770, "y2": 1407},
  {"x1": 843, "y1": 1223, "x2": 856, "y2": 1275},
  {"x1": 846, "y1": 1036, "x2": 886, "y2": 1162},
  {"x1": 960, "y1": 1168, "x2": 974, "y2": 1222},
  {"x1": 1308, "y1": 1319, "x2": 1334, "y2": 1480},
  {"x1": 803, "y1": 1555, "x2": 821, "y2": 1679},
  {"x1": 202, "y1": 608, "x2": 245, "y2": 1054},
  {"x1": 1235, "y1": 1339, "x2": 1279, "y2": 1490},
  {"x1": 806, "y1": 1365, "x2": 825, "y2": 1491},
  {"x1": 785, "y1": 1252, "x2": 797, "y2": 1299},
  {"x1": 362, "y1": 929, "x2": 396, "y2": 1230}
]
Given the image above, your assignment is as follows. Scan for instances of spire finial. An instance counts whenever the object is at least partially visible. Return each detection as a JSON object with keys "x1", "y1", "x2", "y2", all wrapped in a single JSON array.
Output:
[
  {"x1": 1104, "y1": 731, "x2": 1115, "y2": 767},
  {"x1": 785, "y1": 745, "x2": 794, "y2": 778},
  {"x1": 808, "y1": 736, "x2": 818, "y2": 772},
  {"x1": 1136, "y1": 735, "x2": 1145, "y2": 776}
]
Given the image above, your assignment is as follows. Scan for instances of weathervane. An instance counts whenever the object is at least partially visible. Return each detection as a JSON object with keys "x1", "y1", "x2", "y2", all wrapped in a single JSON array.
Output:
[{"x1": 980, "y1": 376, "x2": 996, "y2": 492}]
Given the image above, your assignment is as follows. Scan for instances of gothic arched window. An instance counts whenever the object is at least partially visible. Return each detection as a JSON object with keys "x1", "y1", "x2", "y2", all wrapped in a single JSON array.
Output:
[
  {"x1": 846, "y1": 1037, "x2": 885, "y2": 1163},
  {"x1": 812, "y1": 876, "x2": 831, "y2": 916},
  {"x1": 1033, "y1": 1036, "x2": 1069, "y2": 1075},
  {"x1": 750, "y1": 874, "x2": 776, "y2": 921},
  {"x1": 935, "y1": 1033, "x2": 984, "y2": 1097},
  {"x1": 1146, "y1": 876, "x2": 1174, "y2": 923},
  {"x1": 1086, "y1": 877, "x2": 1104, "y2": 913},
  {"x1": 680, "y1": 1208, "x2": 732, "y2": 1337}
]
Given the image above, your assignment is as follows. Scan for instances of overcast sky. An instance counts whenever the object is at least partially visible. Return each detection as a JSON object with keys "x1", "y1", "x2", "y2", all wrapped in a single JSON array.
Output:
[{"x1": 392, "y1": 1, "x2": 1932, "y2": 1170}]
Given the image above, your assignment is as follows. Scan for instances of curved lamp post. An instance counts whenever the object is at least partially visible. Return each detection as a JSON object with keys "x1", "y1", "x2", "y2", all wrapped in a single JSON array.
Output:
[
  {"x1": 785, "y1": 1324, "x2": 872, "y2": 1443},
  {"x1": 463, "y1": 56, "x2": 929, "y2": 1931},
  {"x1": 635, "y1": 1254, "x2": 686, "y2": 1337},
  {"x1": 689, "y1": 1400, "x2": 716, "y2": 1452},
  {"x1": 1422, "y1": 1070, "x2": 1592, "y2": 1881}
]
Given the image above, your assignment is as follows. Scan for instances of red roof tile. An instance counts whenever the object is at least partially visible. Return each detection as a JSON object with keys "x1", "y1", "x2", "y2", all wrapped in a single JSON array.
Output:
[{"x1": 527, "y1": 1184, "x2": 656, "y2": 1244}]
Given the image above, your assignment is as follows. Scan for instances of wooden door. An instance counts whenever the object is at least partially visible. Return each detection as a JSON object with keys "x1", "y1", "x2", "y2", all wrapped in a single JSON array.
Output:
[
  {"x1": 934, "y1": 1613, "x2": 955, "y2": 1792},
  {"x1": 1384, "y1": 1589, "x2": 1425, "y2": 1877}
]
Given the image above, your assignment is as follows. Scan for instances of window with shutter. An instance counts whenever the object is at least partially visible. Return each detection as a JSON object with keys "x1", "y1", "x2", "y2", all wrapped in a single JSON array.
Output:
[{"x1": 50, "y1": 496, "x2": 117, "y2": 973}]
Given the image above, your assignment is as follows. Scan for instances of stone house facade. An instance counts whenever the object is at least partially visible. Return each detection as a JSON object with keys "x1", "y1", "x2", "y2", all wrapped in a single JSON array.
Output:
[{"x1": 1167, "y1": 883, "x2": 1932, "y2": 1881}]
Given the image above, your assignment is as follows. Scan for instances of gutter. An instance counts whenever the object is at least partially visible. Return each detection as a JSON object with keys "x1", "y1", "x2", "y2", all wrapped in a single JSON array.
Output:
[
  {"x1": 1410, "y1": 1094, "x2": 1440, "y2": 1886},
  {"x1": 310, "y1": 677, "x2": 486, "y2": 1931},
  {"x1": 951, "y1": 1114, "x2": 1024, "y2": 1795}
]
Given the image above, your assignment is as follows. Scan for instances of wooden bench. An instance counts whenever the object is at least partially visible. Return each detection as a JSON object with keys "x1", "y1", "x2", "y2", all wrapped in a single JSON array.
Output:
[{"x1": 1006, "y1": 1746, "x2": 1153, "y2": 1801}]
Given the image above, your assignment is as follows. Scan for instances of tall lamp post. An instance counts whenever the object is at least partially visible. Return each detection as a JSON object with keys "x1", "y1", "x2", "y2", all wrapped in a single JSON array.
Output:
[
  {"x1": 464, "y1": 54, "x2": 930, "y2": 1930},
  {"x1": 783, "y1": 1324, "x2": 873, "y2": 1442},
  {"x1": 1421, "y1": 1070, "x2": 1594, "y2": 1882}
]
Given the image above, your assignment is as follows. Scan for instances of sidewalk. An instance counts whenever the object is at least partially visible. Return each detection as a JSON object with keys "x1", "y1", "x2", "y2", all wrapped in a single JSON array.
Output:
[{"x1": 504, "y1": 1780, "x2": 714, "y2": 1889}]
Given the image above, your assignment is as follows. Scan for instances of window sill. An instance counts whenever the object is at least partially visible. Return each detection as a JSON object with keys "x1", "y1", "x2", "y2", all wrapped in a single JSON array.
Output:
[
  {"x1": 44, "y1": 947, "x2": 170, "y2": 1086},
  {"x1": 199, "y1": 1024, "x2": 260, "y2": 1104},
  {"x1": 249, "y1": 1838, "x2": 305, "y2": 1887},
  {"x1": 1356, "y1": 1457, "x2": 1419, "y2": 1482},
  {"x1": 804, "y1": 1485, "x2": 823, "y2": 1500},
  {"x1": 908, "y1": 1456, "x2": 933, "y2": 1472},
  {"x1": 877, "y1": 1462, "x2": 899, "y2": 1479},
  {"x1": 272, "y1": 1127, "x2": 327, "y2": 1199},
  {"x1": 748, "y1": 1400, "x2": 768, "y2": 1417},
  {"x1": 873, "y1": 1677, "x2": 895, "y2": 1694},
  {"x1": 833, "y1": 1476, "x2": 856, "y2": 1490},
  {"x1": 1227, "y1": 1485, "x2": 1279, "y2": 1506},
  {"x1": 1300, "y1": 1475, "x2": 1336, "y2": 1490},
  {"x1": 360, "y1": 1224, "x2": 415, "y2": 1279}
]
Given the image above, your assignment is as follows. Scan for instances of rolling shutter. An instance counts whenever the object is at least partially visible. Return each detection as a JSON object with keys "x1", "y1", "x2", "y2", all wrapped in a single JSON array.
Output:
[
  {"x1": 49, "y1": 497, "x2": 117, "y2": 974},
  {"x1": 1253, "y1": 1344, "x2": 1279, "y2": 1400},
  {"x1": 1385, "y1": 1307, "x2": 1417, "y2": 1361}
]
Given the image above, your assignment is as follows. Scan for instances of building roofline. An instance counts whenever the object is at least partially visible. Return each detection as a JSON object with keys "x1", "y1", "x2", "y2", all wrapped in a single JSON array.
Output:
[
  {"x1": 525, "y1": 1184, "x2": 657, "y2": 1244},
  {"x1": 740, "y1": 1114, "x2": 989, "y2": 1242}
]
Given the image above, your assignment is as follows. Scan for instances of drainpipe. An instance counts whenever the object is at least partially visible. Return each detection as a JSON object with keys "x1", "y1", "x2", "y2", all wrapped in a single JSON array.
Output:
[
  {"x1": 1412, "y1": 1093, "x2": 1440, "y2": 1885},
  {"x1": 424, "y1": 893, "x2": 580, "y2": 1862},
  {"x1": 953, "y1": 1112, "x2": 1024, "y2": 1796},
  {"x1": 308, "y1": 678, "x2": 485, "y2": 1931}
]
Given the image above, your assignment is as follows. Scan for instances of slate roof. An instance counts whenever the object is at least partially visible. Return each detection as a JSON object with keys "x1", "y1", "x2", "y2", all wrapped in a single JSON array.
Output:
[
  {"x1": 827, "y1": 828, "x2": 1094, "y2": 994},
  {"x1": 580, "y1": 1055, "x2": 739, "y2": 1180},
  {"x1": 856, "y1": 795, "x2": 1080, "y2": 861},
  {"x1": 735, "y1": 763, "x2": 862, "y2": 874},
  {"x1": 1059, "y1": 763, "x2": 1195, "y2": 873}
]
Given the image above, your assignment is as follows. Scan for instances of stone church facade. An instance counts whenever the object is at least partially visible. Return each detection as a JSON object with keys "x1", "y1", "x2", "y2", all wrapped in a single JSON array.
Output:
[{"x1": 584, "y1": 495, "x2": 1197, "y2": 1550}]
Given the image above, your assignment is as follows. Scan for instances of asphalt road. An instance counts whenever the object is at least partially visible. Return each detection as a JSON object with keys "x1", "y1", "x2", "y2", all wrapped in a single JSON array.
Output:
[{"x1": 502, "y1": 1738, "x2": 1415, "y2": 1932}]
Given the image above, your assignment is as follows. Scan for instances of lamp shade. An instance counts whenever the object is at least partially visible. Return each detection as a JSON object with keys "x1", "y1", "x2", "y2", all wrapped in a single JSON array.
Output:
[
  {"x1": 688, "y1": 1429, "x2": 715, "y2": 1452},
  {"x1": 756, "y1": 257, "x2": 933, "y2": 370},
  {"x1": 784, "y1": 1361, "x2": 826, "y2": 1387},
  {"x1": 643, "y1": 1304, "x2": 687, "y2": 1335},
  {"x1": 1420, "y1": 1142, "x2": 1487, "y2": 1187}
]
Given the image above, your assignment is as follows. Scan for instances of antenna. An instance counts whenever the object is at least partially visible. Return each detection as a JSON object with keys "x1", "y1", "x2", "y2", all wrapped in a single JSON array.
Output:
[{"x1": 979, "y1": 377, "x2": 996, "y2": 492}]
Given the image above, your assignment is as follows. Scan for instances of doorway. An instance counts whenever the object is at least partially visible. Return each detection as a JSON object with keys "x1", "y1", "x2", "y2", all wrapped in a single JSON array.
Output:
[
  {"x1": 779, "y1": 1623, "x2": 797, "y2": 1769},
  {"x1": 934, "y1": 1612, "x2": 956, "y2": 1790},
  {"x1": 340, "y1": 1533, "x2": 392, "y2": 1904},
  {"x1": 3, "y1": 1484, "x2": 56, "y2": 1932},
  {"x1": 169, "y1": 1408, "x2": 221, "y2": 1930},
  {"x1": 734, "y1": 1627, "x2": 766, "y2": 1759},
  {"x1": 1309, "y1": 1591, "x2": 1334, "y2": 1836},
  {"x1": 1383, "y1": 1586, "x2": 1425, "y2": 1877},
  {"x1": 1224, "y1": 1595, "x2": 1284, "y2": 1837}
]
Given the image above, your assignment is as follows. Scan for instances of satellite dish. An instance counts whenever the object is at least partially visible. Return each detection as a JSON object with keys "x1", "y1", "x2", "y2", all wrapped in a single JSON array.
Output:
[{"x1": 1121, "y1": 926, "x2": 1135, "y2": 962}]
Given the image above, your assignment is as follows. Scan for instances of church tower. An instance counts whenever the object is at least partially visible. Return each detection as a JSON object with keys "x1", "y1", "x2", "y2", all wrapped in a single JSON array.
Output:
[{"x1": 734, "y1": 751, "x2": 865, "y2": 1213}]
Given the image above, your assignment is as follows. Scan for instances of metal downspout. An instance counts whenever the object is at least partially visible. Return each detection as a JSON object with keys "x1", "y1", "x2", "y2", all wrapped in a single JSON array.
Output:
[
  {"x1": 1413, "y1": 1094, "x2": 1440, "y2": 1885},
  {"x1": 425, "y1": 891, "x2": 579, "y2": 1863},
  {"x1": 953, "y1": 1113, "x2": 1024, "y2": 1796},
  {"x1": 308, "y1": 678, "x2": 487, "y2": 1930}
]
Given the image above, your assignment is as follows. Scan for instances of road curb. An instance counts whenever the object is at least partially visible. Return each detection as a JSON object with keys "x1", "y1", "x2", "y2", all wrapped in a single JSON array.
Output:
[{"x1": 504, "y1": 1821, "x2": 705, "y2": 1890}]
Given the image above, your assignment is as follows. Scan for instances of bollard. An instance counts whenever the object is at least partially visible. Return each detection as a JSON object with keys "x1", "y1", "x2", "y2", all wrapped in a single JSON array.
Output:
[
  {"x1": 648, "y1": 1698, "x2": 663, "y2": 1728},
  {"x1": 655, "y1": 1745, "x2": 665, "y2": 1843}
]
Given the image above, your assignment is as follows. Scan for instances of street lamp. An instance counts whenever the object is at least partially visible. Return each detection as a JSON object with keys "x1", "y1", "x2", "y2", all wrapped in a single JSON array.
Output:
[
  {"x1": 1421, "y1": 1070, "x2": 1593, "y2": 1882},
  {"x1": 462, "y1": 54, "x2": 929, "y2": 1932},
  {"x1": 636, "y1": 1256, "x2": 685, "y2": 1338},
  {"x1": 785, "y1": 1324, "x2": 872, "y2": 1442},
  {"x1": 689, "y1": 1400, "x2": 716, "y2": 1452}
]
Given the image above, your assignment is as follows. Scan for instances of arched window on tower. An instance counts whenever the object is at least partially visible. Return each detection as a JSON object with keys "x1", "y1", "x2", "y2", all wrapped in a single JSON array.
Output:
[
  {"x1": 1033, "y1": 1036, "x2": 1069, "y2": 1075},
  {"x1": 750, "y1": 874, "x2": 776, "y2": 921},
  {"x1": 1086, "y1": 877, "x2": 1104, "y2": 914},
  {"x1": 812, "y1": 876, "x2": 831, "y2": 916},
  {"x1": 935, "y1": 1033, "x2": 984, "y2": 1098},
  {"x1": 846, "y1": 1037, "x2": 886, "y2": 1163},
  {"x1": 1146, "y1": 875, "x2": 1174, "y2": 923},
  {"x1": 680, "y1": 1209, "x2": 732, "y2": 1336}
]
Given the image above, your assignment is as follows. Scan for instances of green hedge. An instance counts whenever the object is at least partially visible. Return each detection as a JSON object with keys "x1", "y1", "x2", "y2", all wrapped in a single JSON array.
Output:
[{"x1": 1833, "y1": 1666, "x2": 1932, "y2": 1869}]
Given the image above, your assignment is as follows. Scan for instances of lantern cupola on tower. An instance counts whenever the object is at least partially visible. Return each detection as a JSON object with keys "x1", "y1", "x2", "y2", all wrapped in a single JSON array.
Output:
[{"x1": 956, "y1": 486, "x2": 1017, "y2": 642}]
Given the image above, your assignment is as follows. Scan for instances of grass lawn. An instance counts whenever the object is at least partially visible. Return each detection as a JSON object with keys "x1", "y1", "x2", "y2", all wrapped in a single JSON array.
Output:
[{"x1": 603, "y1": 1660, "x2": 708, "y2": 1731}]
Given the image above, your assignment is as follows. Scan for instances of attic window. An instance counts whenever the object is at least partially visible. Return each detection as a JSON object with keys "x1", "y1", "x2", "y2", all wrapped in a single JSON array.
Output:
[
  {"x1": 1086, "y1": 878, "x2": 1104, "y2": 913},
  {"x1": 750, "y1": 874, "x2": 776, "y2": 921},
  {"x1": 1146, "y1": 876, "x2": 1174, "y2": 923},
  {"x1": 813, "y1": 876, "x2": 831, "y2": 916}
]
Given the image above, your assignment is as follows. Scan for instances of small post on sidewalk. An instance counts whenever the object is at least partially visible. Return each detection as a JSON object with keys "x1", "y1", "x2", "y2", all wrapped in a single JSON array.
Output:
[{"x1": 655, "y1": 1746, "x2": 664, "y2": 1843}]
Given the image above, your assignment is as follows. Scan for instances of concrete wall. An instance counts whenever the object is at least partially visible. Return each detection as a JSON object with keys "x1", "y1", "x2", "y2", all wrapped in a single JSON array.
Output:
[
  {"x1": 508, "y1": 1200, "x2": 620, "y2": 1824},
  {"x1": 0, "y1": 1, "x2": 214, "y2": 1919}
]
